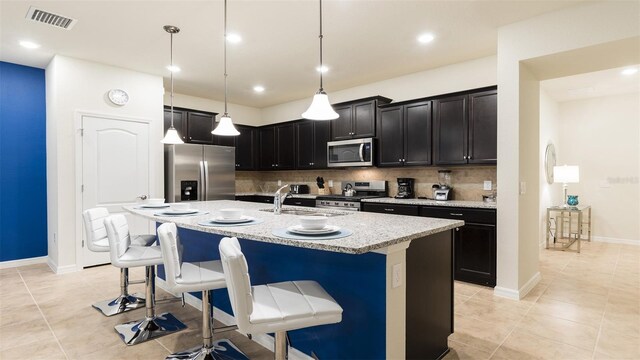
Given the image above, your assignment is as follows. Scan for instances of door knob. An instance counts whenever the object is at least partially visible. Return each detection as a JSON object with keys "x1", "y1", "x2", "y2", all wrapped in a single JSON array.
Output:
[{"x1": 137, "y1": 195, "x2": 148, "y2": 200}]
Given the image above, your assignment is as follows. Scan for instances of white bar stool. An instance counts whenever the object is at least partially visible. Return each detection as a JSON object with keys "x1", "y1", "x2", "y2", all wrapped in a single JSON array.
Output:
[
  {"x1": 218, "y1": 237, "x2": 343, "y2": 360},
  {"x1": 82, "y1": 207, "x2": 156, "y2": 316},
  {"x1": 157, "y1": 223, "x2": 248, "y2": 360},
  {"x1": 104, "y1": 214, "x2": 187, "y2": 345}
]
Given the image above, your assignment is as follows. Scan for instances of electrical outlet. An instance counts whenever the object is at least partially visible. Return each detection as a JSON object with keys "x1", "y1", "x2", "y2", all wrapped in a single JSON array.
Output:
[
  {"x1": 328, "y1": 180, "x2": 334, "y2": 187},
  {"x1": 53, "y1": 232, "x2": 57, "y2": 244},
  {"x1": 392, "y1": 264, "x2": 402, "y2": 288},
  {"x1": 277, "y1": 180, "x2": 282, "y2": 186},
  {"x1": 520, "y1": 181, "x2": 527, "y2": 195},
  {"x1": 483, "y1": 181, "x2": 492, "y2": 191}
]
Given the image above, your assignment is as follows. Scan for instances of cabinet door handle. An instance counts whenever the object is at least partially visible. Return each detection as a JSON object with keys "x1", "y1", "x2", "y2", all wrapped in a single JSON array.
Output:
[
  {"x1": 456, "y1": 228, "x2": 460, "y2": 231},
  {"x1": 469, "y1": 155, "x2": 472, "y2": 160},
  {"x1": 384, "y1": 208, "x2": 395, "y2": 212},
  {"x1": 450, "y1": 213, "x2": 464, "y2": 216},
  {"x1": 294, "y1": 202, "x2": 302, "y2": 205},
  {"x1": 463, "y1": 155, "x2": 467, "y2": 160}
]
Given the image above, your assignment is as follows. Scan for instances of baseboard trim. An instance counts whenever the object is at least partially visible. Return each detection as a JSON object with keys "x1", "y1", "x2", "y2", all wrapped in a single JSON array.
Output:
[
  {"x1": 156, "y1": 277, "x2": 312, "y2": 360},
  {"x1": 592, "y1": 236, "x2": 639, "y2": 246},
  {"x1": 493, "y1": 272, "x2": 541, "y2": 300},
  {"x1": 46, "y1": 257, "x2": 77, "y2": 274},
  {"x1": 0, "y1": 256, "x2": 48, "y2": 269}
]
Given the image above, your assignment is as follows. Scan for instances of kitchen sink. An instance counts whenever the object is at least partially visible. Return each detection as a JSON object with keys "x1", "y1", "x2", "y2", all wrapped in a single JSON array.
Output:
[{"x1": 258, "y1": 208, "x2": 350, "y2": 217}]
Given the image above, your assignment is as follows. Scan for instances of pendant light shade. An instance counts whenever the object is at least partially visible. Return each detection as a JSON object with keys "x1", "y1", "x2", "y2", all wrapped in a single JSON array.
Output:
[
  {"x1": 212, "y1": 115, "x2": 240, "y2": 136},
  {"x1": 161, "y1": 25, "x2": 184, "y2": 144},
  {"x1": 161, "y1": 128, "x2": 184, "y2": 144},
  {"x1": 302, "y1": 91, "x2": 338, "y2": 120},
  {"x1": 302, "y1": 0, "x2": 338, "y2": 121},
  {"x1": 212, "y1": 0, "x2": 240, "y2": 136}
]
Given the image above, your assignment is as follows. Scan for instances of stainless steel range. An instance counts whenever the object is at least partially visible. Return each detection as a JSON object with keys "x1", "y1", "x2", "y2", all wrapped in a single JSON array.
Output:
[{"x1": 315, "y1": 180, "x2": 387, "y2": 211}]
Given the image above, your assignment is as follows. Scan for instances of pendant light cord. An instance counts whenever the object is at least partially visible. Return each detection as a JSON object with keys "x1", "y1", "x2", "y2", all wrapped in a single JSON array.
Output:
[
  {"x1": 319, "y1": 0, "x2": 324, "y2": 92},
  {"x1": 170, "y1": 31, "x2": 175, "y2": 129},
  {"x1": 223, "y1": 0, "x2": 229, "y2": 116}
]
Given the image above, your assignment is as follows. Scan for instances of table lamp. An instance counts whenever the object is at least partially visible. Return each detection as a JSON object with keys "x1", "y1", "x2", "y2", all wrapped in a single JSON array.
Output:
[{"x1": 553, "y1": 165, "x2": 579, "y2": 207}]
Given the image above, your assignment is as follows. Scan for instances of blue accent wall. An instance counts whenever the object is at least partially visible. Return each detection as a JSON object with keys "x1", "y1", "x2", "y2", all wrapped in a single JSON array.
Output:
[
  {"x1": 158, "y1": 226, "x2": 387, "y2": 359},
  {"x1": 0, "y1": 62, "x2": 47, "y2": 262}
]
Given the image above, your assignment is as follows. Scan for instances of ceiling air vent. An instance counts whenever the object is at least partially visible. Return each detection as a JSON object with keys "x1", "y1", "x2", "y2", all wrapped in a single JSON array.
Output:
[{"x1": 26, "y1": 6, "x2": 77, "y2": 30}]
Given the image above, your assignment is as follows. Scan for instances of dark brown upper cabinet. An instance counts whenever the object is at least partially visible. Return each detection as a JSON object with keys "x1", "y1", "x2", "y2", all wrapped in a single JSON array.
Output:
[
  {"x1": 330, "y1": 96, "x2": 392, "y2": 141},
  {"x1": 295, "y1": 119, "x2": 330, "y2": 169},
  {"x1": 259, "y1": 123, "x2": 295, "y2": 170},
  {"x1": 468, "y1": 90, "x2": 497, "y2": 164},
  {"x1": 163, "y1": 106, "x2": 217, "y2": 145},
  {"x1": 234, "y1": 125, "x2": 257, "y2": 170},
  {"x1": 378, "y1": 101, "x2": 432, "y2": 167},
  {"x1": 433, "y1": 88, "x2": 496, "y2": 165}
]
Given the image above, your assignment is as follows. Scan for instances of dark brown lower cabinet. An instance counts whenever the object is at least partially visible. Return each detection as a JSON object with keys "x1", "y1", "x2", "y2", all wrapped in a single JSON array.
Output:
[
  {"x1": 360, "y1": 203, "x2": 420, "y2": 216},
  {"x1": 454, "y1": 223, "x2": 496, "y2": 286}
]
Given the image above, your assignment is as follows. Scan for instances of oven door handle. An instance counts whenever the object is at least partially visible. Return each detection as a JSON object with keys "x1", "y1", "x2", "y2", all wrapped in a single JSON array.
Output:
[{"x1": 359, "y1": 143, "x2": 365, "y2": 162}]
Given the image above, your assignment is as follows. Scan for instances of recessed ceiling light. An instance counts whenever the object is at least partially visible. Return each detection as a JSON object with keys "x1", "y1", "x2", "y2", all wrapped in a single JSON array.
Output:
[
  {"x1": 226, "y1": 33, "x2": 242, "y2": 43},
  {"x1": 316, "y1": 65, "x2": 329, "y2": 73},
  {"x1": 253, "y1": 85, "x2": 265, "y2": 93},
  {"x1": 19, "y1": 40, "x2": 40, "y2": 49},
  {"x1": 166, "y1": 65, "x2": 181, "y2": 72},
  {"x1": 417, "y1": 33, "x2": 435, "y2": 44},
  {"x1": 621, "y1": 68, "x2": 638, "y2": 76}
]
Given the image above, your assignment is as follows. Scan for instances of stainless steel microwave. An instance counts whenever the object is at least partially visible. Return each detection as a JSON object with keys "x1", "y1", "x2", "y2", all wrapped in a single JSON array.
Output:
[{"x1": 327, "y1": 138, "x2": 374, "y2": 167}]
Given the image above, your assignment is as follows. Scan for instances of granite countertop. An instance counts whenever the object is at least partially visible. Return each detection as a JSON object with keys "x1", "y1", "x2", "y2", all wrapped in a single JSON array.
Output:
[
  {"x1": 361, "y1": 197, "x2": 497, "y2": 209},
  {"x1": 236, "y1": 192, "x2": 317, "y2": 199},
  {"x1": 125, "y1": 200, "x2": 462, "y2": 255}
]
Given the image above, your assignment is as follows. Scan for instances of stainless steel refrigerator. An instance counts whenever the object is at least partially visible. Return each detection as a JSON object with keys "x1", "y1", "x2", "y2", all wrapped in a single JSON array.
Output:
[{"x1": 165, "y1": 144, "x2": 235, "y2": 202}]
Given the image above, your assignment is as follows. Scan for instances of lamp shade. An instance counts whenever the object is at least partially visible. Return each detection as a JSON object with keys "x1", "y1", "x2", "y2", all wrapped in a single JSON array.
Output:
[
  {"x1": 302, "y1": 92, "x2": 339, "y2": 120},
  {"x1": 553, "y1": 165, "x2": 579, "y2": 183},
  {"x1": 161, "y1": 127, "x2": 184, "y2": 144},
  {"x1": 212, "y1": 115, "x2": 240, "y2": 136}
]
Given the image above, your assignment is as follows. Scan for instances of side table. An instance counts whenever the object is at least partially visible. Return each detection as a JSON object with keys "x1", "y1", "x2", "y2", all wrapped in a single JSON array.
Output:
[{"x1": 546, "y1": 205, "x2": 592, "y2": 253}]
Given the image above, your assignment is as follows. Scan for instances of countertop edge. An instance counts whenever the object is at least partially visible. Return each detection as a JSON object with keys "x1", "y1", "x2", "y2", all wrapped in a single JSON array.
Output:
[{"x1": 361, "y1": 197, "x2": 496, "y2": 209}]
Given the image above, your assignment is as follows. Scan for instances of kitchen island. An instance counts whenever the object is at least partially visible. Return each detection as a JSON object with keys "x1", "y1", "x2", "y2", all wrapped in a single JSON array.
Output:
[{"x1": 126, "y1": 200, "x2": 463, "y2": 359}]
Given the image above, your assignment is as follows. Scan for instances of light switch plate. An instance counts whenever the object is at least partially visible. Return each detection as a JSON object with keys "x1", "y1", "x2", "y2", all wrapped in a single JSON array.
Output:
[
  {"x1": 328, "y1": 180, "x2": 334, "y2": 188},
  {"x1": 483, "y1": 181, "x2": 492, "y2": 191},
  {"x1": 277, "y1": 180, "x2": 282, "y2": 186},
  {"x1": 520, "y1": 181, "x2": 527, "y2": 195},
  {"x1": 392, "y1": 264, "x2": 402, "y2": 288}
]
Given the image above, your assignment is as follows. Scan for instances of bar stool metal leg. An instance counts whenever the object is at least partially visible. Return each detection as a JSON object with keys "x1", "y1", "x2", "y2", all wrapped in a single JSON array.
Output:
[
  {"x1": 92, "y1": 268, "x2": 145, "y2": 316},
  {"x1": 274, "y1": 331, "x2": 288, "y2": 360},
  {"x1": 114, "y1": 265, "x2": 187, "y2": 345},
  {"x1": 166, "y1": 290, "x2": 248, "y2": 360}
]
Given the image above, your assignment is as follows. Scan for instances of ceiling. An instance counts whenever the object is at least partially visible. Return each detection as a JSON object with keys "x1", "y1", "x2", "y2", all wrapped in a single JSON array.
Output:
[
  {"x1": 1, "y1": 0, "x2": 591, "y2": 108},
  {"x1": 542, "y1": 65, "x2": 640, "y2": 102}
]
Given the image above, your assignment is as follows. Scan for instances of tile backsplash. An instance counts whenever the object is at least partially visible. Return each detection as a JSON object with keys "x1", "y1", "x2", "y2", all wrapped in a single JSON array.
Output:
[{"x1": 236, "y1": 166, "x2": 496, "y2": 201}]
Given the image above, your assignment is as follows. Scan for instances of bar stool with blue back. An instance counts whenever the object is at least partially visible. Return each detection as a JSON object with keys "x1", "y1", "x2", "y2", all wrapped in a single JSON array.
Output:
[
  {"x1": 218, "y1": 237, "x2": 343, "y2": 360},
  {"x1": 157, "y1": 222, "x2": 248, "y2": 360},
  {"x1": 104, "y1": 214, "x2": 187, "y2": 345},
  {"x1": 82, "y1": 207, "x2": 156, "y2": 316}
]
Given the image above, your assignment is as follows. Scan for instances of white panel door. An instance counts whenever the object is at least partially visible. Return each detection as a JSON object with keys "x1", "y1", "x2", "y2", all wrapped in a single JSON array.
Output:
[{"x1": 82, "y1": 115, "x2": 150, "y2": 267}]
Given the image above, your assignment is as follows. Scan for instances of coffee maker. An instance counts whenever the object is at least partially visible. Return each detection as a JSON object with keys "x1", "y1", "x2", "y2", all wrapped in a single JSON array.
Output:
[
  {"x1": 395, "y1": 178, "x2": 415, "y2": 199},
  {"x1": 433, "y1": 170, "x2": 452, "y2": 201}
]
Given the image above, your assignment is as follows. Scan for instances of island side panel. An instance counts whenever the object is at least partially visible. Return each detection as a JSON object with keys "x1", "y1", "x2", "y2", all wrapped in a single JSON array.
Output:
[
  {"x1": 406, "y1": 230, "x2": 454, "y2": 360},
  {"x1": 160, "y1": 226, "x2": 388, "y2": 360}
]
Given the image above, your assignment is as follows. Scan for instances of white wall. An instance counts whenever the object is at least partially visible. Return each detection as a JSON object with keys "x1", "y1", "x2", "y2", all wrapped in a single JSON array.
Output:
[
  {"x1": 165, "y1": 93, "x2": 263, "y2": 127},
  {"x1": 496, "y1": 1, "x2": 640, "y2": 298},
  {"x1": 539, "y1": 89, "x2": 561, "y2": 244},
  {"x1": 46, "y1": 55, "x2": 164, "y2": 272},
  {"x1": 557, "y1": 92, "x2": 640, "y2": 244},
  {"x1": 261, "y1": 56, "x2": 497, "y2": 124}
]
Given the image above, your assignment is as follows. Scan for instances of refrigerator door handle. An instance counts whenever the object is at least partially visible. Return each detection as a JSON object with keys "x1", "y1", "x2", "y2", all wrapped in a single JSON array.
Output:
[
  {"x1": 199, "y1": 160, "x2": 205, "y2": 201},
  {"x1": 203, "y1": 160, "x2": 210, "y2": 201}
]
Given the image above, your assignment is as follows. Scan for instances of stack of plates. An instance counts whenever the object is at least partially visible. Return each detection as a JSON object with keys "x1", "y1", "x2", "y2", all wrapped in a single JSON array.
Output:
[
  {"x1": 286, "y1": 225, "x2": 341, "y2": 236},
  {"x1": 210, "y1": 216, "x2": 254, "y2": 224},
  {"x1": 157, "y1": 209, "x2": 200, "y2": 216}
]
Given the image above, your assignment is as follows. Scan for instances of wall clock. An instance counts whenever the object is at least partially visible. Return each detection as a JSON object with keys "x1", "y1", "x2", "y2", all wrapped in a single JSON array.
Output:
[
  {"x1": 544, "y1": 143, "x2": 556, "y2": 184},
  {"x1": 108, "y1": 89, "x2": 129, "y2": 106}
]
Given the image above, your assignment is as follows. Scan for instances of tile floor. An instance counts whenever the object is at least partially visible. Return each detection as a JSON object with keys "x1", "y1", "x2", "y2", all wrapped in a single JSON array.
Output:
[{"x1": 1, "y1": 241, "x2": 638, "y2": 359}]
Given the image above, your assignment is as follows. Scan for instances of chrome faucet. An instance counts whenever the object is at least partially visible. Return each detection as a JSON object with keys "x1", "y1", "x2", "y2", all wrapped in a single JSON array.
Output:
[{"x1": 273, "y1": 184, "x2": 290, "y2": 215}]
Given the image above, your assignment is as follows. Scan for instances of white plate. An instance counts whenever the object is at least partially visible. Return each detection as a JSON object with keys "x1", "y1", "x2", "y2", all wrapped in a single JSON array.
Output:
[
  {"x1": 140, "y1": 204, "x2": 169, "y2": 208},
  {"x1": 211, "y1": 215, "x2": 254, "y2": 224},
  {"x1": 160, "y1": 209, "x2": 199, "y2": 215},
  {"x1": 287, "y1": 225, "x2": 341, "y2": 235}
]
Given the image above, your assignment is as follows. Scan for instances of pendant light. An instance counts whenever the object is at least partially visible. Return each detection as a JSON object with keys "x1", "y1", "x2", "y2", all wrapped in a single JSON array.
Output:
[
  {"x1": 161, "y1": 25, "x2": 184, "y2": 144},
  {"x1": 302, "y1": 0, "x2": 338, "y2": 121},
  {"x1": 212, "y1": 0, "x2": 240, "y2": 136}
]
